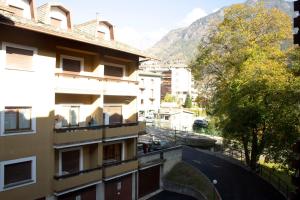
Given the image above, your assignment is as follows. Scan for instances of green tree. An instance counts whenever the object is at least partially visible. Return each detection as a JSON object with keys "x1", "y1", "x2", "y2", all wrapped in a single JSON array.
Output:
[
  {"x1": 162, "y1": 93, "x2": 176, "y2": 102},
  {"x1": 190, "y1": 3, "x2": 300, "y2": 169},
  {"x1": 184, "y1": 94, "x2": 192, "y2": 108}
]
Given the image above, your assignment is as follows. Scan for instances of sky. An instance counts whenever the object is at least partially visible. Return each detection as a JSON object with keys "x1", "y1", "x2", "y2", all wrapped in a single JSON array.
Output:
[{"x1": 37, "y1": 0, "x2": 246, "y2": 49}]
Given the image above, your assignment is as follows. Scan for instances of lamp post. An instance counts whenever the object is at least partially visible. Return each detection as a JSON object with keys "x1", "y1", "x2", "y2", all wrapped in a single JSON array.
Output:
[{"x1": 212, "y1": 179, "x2": 218, "y2": 200}]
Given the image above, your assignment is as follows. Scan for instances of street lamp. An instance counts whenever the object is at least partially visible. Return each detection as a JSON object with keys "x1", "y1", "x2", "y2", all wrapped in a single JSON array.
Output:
[{"x1": 212, "y1": 179, "x2": 218, "y2": 200}]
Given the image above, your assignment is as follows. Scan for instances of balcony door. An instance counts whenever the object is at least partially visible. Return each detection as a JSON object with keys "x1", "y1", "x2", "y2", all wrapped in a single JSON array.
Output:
[
  {"x1": 103, "y1": 143, "x2": 122, "y2": 164},
  {"x1": 104, "y1": 106, "x2": 122, "y2": 125}
]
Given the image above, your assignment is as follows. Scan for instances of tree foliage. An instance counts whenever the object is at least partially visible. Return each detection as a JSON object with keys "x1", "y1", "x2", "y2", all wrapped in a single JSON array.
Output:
[
  {"x1": 162, "y1": 93, "x2": 176, "y2": 102},
  {"x1": 190, "y1": 3, "x2": 300, "y2": 169},
  {"x1": 184, "y1": 94, "x2": 192, "y2": 108}
]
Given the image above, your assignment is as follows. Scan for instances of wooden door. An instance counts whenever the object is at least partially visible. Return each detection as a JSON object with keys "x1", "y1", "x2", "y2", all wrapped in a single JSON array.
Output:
[
  {"x1": 138, "y1": 166, "x2": 160, "y2": 198},
  {"x1": 105, "y1": 175, "x2": 132, "y2": 200}
]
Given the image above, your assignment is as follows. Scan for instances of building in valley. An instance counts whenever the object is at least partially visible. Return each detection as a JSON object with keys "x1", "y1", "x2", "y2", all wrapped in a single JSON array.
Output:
[
  {"x1": 0, "y1": 1, "x2": 182, "y2": 199},
  {"x1": 140, "y1": 60, "x2": 197, "y2": 104},
  {"x1": 137, "y1": 71, "x2": 161, "y2": 119}
]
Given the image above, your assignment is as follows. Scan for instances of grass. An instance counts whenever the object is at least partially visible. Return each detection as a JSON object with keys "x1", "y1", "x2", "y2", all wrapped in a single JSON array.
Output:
[
  {"x1": 258, "y1": 162, "x2": 296, "y2": 193},
  {"x1": 165, "y1": 161, "x2": 216, "y2": 200}
]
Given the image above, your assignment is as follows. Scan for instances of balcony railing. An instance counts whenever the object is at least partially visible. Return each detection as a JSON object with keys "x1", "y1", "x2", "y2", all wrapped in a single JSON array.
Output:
[
  {"x1": 53, "y1": 167, "x2": 102, "y2": 193},
  {"x1": 103, "y1": 158, "x2": 138, "y2": 178},
  {"x1": 55, "y1": 71, "x2": 102, "y2": 95},
  {"x1": 103, "y1": 77, "x2": 139, "y2": 96}
]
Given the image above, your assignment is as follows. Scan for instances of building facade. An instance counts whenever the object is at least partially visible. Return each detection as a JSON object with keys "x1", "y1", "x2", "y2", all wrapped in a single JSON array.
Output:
[
  {"x1": 140, "y1": 60, "x2": 197, "y2": 104},
  {"x1": 137, "y1": 71, "x2": 161, "y2": 118},
  {"x1": 0, "y1": 1, "x2": 162, "y2": 200}
]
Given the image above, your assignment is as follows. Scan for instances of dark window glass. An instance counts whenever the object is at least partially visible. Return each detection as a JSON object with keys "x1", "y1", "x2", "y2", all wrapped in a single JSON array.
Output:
[
  {"x1": 61, "y1": 150, "x2": 80, "y2": 174},
  {"x1": 103, "y1": 143, "x2": 122, "y2": 162},
  {"x1": 4, "y1": 161, "x2": 32, "y2": 186},
  {"x1": 62, "y1": 58, "x2": 81, "y2": 72},
  {"x1": 104, "y1": 66, "x2": 123, "y2": 78}
]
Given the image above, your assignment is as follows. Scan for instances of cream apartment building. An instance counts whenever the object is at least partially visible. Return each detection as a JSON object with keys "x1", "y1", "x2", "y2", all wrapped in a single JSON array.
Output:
[
  {"x1": 0, "y1": 1, "x2": 156, "y2": 199},
  {"x1": 138, "y1": 71, "x2": 161, "y2": 119}
]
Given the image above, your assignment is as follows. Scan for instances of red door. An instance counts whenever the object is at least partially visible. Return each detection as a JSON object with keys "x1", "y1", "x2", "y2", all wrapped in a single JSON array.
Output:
[{"x1": 105, "y1": 175, "x2": 132, "y2": 200}]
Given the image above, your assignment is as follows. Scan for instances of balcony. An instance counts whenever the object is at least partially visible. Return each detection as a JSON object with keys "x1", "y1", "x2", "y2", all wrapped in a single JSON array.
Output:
[
  {"x1": 55, "y1": 71, "x2": 102, "y2": 95},
  {"x1": 103, "y1": 77, "x2": 139, "y2": 96},
  {"x1": 53, "y1": 167, "x2": 102, "y2": 193},
  {"x1": 54, "y1": 127, "x2": 103, "y2": 147},
  {"x1": 103, "y1": 159, "x2": 138, "y2": 179},
  {"x1": 103, "y1": 123, "x2": 139, "y2": 140}
]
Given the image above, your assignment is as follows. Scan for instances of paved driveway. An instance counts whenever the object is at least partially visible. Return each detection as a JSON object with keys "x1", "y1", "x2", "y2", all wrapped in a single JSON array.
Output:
[
  {"x1": 183, "y1": 146, "x2": 285, "y2": 200},
  {"x1": 148, "y1": 190, "x2": 197, "y2": 200}
]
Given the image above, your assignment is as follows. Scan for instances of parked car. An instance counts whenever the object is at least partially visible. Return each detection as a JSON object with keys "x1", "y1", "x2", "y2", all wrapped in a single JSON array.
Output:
[{"x1": 193, "y1": 119, "x2": 208, "y2": 129}]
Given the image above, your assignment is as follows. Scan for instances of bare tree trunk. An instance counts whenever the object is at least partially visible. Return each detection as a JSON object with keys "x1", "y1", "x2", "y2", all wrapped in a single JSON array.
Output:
[
  {"x1": 242, "y1": 134, "x2": 250, "y2": 166},
  {"x1": 250, "y1": 129, "x2": 259, "y2": 170}
]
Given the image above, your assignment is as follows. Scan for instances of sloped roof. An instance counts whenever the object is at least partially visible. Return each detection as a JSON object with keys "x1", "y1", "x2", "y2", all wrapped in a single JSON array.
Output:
[{"x1": 0, "y1": 7, "x2": 150, "y2": 58}]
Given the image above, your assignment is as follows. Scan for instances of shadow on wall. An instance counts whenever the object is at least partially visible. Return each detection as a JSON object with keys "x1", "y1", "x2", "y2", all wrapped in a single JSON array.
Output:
[{"x1": 0, "y1": 14, "x2": 15, "y2": 25}]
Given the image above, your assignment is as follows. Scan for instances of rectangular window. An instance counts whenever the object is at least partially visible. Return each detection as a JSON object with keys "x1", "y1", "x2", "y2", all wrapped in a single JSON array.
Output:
[
  {"x1": 104, "y1": 65, "x2": 123, "y2": 78},
  {"x1": 5, "y1": 46, "x2": 34, "y2": 70},
  {"x1": 8, "y1": 5, "x2": 24, "y2": 17},
  {"x1": 141, "y1": 99, "x2": 144, "y2": 105},
  {"x1": 62, "y1": 58, "x2": 82, "y2": 72},
  {"x1": 4, "y1": 107, "x2": 32, "y2": 133},
  {"x1": 103, "y1": 143, "x2": 122, "y2": 163},
  {"x1": 61, "y1": 149, "x2": 81, "y2": 175},
  {"x1": 98, "y1": 31, "x2": 105, "y2": 39},
  {"x1": 0, "y1": 156, "x2": 36, "y2": 191},
  {"x1": 51, "y1": 17, "x2": 62, "y2": 28}
]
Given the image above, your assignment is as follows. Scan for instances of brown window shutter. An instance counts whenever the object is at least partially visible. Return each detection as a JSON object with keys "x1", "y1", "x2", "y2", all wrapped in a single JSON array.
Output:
[
  {"x1": 6, "y1": 46, "x2": 33, "y2": 70},
  {"x1": 9, "y1": 5, "x2": 24, "y2": 17},
  {"x1": 62, "y1": 58, "x2": 81, "y2": 72},
  {"x1": 104, "y1": 66, "x2": 123, "y2": 78},
  {"x1": 4, "y1": 161, "x2": 32, "y2": 186},
  {"x1": 98, "y1": 31, "x2": 105, "y2": 39},
  {"x1": 51, "y1": 17, "x2": 62, "y2": 28}
]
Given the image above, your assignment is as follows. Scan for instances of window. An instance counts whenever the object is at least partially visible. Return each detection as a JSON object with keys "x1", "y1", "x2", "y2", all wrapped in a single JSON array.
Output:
[
  {"x1": 51, "y1": 17, "x2": 62, "y2": 28},
  {"x1": 104, "y1": 65, "x2": 123, "y2": 78},
  {"x1": 9, "y1": 5, "x2": 24, "y2": 17},
  {"x1": 5, "y1": 45, "x2": 34, "y2": 71},
  {"x1": 59, "y1": 148, "x2": 82, "y2": 175},
  {"x1": 98, "y1": 31, "x2": 105, "y2": 39},
  {"x1": 4, "y1": 107, "x2": 32, "y2": 133},
  {"x1": 141, "y1": 99, "x2": 144, "y2": 105},
  {"x1": 61, "y1": 57, "x2": 82, "y2": 73},
  {"x1": 0, "y1": 156, "x2": 36, "y2": 191},
  {"x1": 103, "y1": 143, "x2": 122, "y2": 164}
]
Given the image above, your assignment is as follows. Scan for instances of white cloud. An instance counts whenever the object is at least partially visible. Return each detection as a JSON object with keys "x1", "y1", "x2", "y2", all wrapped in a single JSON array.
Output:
[
  {"x1": 115, "y1": 26, "x2": 168, "y2": 50},
  {"x1": 178, "y1": 7, "x2": 208, "y2": 27}
]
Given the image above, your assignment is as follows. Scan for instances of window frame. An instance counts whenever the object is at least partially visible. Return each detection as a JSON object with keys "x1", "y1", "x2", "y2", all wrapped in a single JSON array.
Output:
[
  {"x1": 0, "y1": 106, "x2": 36, "y2": 136},
  {"x1": 58, "y1": 147, "x2": 83, "y2": 176},
  {"x1": 0, "y1": 156, "x2": 36, "y2": 192},
  {"x1": 103, "y1": 62, "x2": 125, "y2": 79},
  {"x1": 60, "y1": 55, "x2": 84, "y2": 73},
  {"x1": 2, "y1": 42, "x2": 37, "y2": 72},
  {"x1": 4, "y1": 106, "x2": 32, "y2": 133}
]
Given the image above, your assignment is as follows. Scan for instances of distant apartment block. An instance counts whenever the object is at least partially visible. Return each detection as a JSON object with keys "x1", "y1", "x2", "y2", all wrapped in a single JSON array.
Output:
[
  {"x1": 140, "y1": 60, "x2": 197, "y2": 104},
  {"x1": 0, "y1": 1, "x2": 174, "y2": 199},
  {"x1": 138, "y1": 71, "x2": 161, "y2": 117}
]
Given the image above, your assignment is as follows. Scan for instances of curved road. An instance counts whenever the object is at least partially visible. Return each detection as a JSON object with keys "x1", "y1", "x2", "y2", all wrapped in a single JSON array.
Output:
[{"x1": 183, "y1": 147, "x2": 285, "y2": 200}]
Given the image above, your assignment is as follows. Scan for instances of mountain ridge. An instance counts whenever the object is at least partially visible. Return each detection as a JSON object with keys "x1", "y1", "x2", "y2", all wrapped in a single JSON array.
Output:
[{"x1": 147, "y1": 0, "x2": 293, "y2": 63}]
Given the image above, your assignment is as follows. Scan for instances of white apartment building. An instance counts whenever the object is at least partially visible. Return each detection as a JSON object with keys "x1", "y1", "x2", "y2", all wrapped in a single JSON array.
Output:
[
  {"x1": 140, "y1": 60, "x2": 198, "y2": 104},
  {"x1": 138, "y1": 71, "x2": 161, "y2": 117}
]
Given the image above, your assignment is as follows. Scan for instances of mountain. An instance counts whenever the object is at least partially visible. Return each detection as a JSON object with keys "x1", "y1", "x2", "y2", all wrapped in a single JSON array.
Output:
[{"x1": 147, "y1": 0, "x2": 293, "y2": 63}]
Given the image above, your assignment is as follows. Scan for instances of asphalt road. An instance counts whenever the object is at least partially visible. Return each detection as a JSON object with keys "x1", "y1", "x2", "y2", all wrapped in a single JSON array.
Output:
[
  {"x1": 148, "y1": 191, "x2": 197, "y2": 200},
  {"x1": 183, "y1": 147, "x2": 286, "y2": 200}
]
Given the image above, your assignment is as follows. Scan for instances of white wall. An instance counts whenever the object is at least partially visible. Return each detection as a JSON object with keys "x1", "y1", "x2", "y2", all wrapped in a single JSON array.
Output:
[
  {"x1": 7, "y1": 0, "x2": 31, "y2": 19},
  {"x1": 98, "y1": 24, "x2": 111, "y2": 41},
  {"x1": 138, "y1": 74, "x2": 161, "y2": 115},
  {"x1": 50, "y1": 6, "x2": 68, "y2": 29}
]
